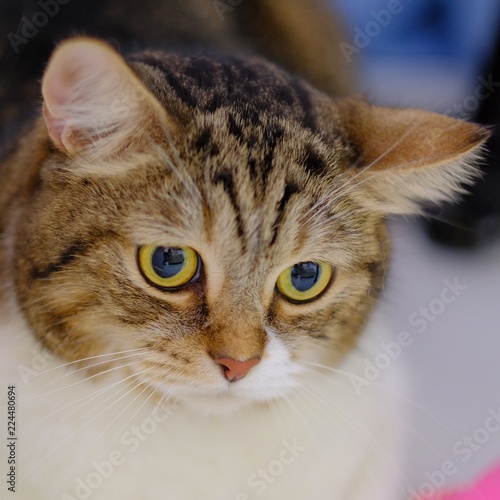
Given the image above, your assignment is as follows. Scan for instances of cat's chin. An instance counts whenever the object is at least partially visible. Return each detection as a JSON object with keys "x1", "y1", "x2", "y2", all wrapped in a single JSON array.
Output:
[
  {"x1": 177, "y1": 393, "x2": 257, "y2": 415},
  {"x1": 171, "y1": 387, "x2": 294, "y2": 416}
]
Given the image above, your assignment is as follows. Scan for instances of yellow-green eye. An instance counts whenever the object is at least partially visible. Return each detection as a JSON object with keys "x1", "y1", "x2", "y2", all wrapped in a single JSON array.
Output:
[
  {"x1": 276, "y1": 261, "x2": 333, "y2": 303},
  {"x1": 138, "y1": 245, "x2": 200, "y2": 290}
]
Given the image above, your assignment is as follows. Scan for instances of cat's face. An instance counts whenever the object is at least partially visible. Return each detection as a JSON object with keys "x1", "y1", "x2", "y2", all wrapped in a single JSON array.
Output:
[{"x1": 11, "y1": 39, "x2": 487, "y2": 414}]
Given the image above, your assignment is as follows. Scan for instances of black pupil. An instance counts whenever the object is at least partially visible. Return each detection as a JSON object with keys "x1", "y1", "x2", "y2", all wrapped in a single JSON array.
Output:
[
  {"x1": 152, "y1": 247, "x2": 185, "y2": 279},
  {"x1": 291, "y1": 262, "x2": 320, "y2": 292}
]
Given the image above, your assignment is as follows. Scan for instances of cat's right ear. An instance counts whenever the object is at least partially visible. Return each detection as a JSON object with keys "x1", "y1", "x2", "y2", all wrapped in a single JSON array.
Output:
[
  {"x1": 334, "y1": 98, "x2": 490, "y2": 214},
  {"x1": 42, "y1": 38, "x2": 169, "y2": 169}
]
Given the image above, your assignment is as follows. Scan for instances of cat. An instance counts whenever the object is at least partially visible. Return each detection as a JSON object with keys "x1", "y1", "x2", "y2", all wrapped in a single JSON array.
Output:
[{"x1": 0, "y1": 1, "x2": 489, "y2": 499}]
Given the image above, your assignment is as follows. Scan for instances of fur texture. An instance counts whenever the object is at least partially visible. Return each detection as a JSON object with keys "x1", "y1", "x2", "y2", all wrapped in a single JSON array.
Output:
[
  {"x1": 0, "y1": 3, "x2": 489, "y2": 499},
  {"x1": 1, "y1": 295, "x2": 404, "y2": 499}
]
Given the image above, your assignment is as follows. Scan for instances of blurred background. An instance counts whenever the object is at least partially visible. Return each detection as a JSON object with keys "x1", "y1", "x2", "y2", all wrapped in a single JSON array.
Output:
[
  {"x1": 1, "y1": 0, "x2": 499, "y2": 496},
  {"x1": 331, "y1": 0, "x2": 500, "y2": 494},
  {"x1": 335, "y1": 0, "x2": 500, "y2": 111}
]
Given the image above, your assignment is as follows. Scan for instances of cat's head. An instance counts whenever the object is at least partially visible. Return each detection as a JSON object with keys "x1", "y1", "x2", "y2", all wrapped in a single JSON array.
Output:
[{"x1": 13, "y1": 38, "x2": 488, "y2": 413}]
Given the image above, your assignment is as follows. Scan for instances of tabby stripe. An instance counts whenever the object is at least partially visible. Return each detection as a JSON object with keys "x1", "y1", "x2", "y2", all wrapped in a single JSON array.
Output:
[
  {"x1": 262, "y1": 126, "x2": 285, "y2": 183},
  {"x1": 222, "y1": 62, "x2": 236, "y2": 95},
  {"x1": 194, "y1": 129, "x2": 212, "y2": 151},
  {"x1": 165, "y1": 71, "x2": 198, "y2": 108},
  {"x1": 194, "y1": 129, "x2": 219, "y2": 156},
  {"x1": 131, "y1": 56, "x2": 198, "y2": 108},
  {"x1": 290, "y1": 78, "x2": 316, "y2": 132},
  {"x1": 246, "y1": 134, "x2": 259, "y2": 181},
  {"x1": 31, "y1": 241, "x2": 87, "y2": 280},
  {"x1": 228, "y1": 114, "x2": 244, "y2": 142},
  {"x1": 212, "y1": 170, "x2": 246, "y2": 246},
  {"x1": 271, "y1": 183, "x2": 298, "y2": 245},
  {"x1": 303, "y1": 144, "x2": 328, "y2": 177}
]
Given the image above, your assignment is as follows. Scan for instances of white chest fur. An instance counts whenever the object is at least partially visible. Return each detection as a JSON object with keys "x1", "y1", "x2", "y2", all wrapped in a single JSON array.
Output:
[{"x1": 1, "y1": 303, "x2": 406, "y2": 500}]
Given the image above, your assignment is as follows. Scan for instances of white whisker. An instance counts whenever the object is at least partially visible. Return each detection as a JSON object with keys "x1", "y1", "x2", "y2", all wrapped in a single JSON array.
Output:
[
  {"x1": 21, "y1": 367, "x2": 157, "y2": 484},
  {"x1": 301, "y1": 365, "x2": 442, "y2": 458},
  {"x1": 20, "y1": 359, "x2": 144, "y2": 402},
  {"x1": 49, "y1": 376, "x2": 165, "y2": 497},
  {"x1": 36, "y1": 347, "x2": 149, "y2": 376},
  {"x1": 295, "y1": 383, "x2": 410, "y2": 491},
  {"x1": 302, "y1": 360, "x2": 454, "y2": 436}
]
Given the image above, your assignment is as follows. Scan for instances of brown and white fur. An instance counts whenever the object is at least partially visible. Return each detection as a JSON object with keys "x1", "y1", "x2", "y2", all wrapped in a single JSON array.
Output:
[{"x1": 0, "y1": 3, "x2": 489, "y2": 499}]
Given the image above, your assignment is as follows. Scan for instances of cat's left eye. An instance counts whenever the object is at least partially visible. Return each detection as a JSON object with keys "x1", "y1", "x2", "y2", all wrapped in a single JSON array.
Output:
[
  {"x1": 138, "y1": 245, "x2": 200, "y2": 290},
  {"x1": 276, "y1": 261, "x2": 333, "y2": 303}
]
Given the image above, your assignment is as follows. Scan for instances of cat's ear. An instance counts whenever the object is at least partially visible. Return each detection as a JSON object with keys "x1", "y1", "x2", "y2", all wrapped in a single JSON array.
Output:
[
  {"x1": 336, "y1": 99, "x2": 490, "y2": 214},
  {"x1": 42, "y1": 37, "x2": 168, "y2": 166}
]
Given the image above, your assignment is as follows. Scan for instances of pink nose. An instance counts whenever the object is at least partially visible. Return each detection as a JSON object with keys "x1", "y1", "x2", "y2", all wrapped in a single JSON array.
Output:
[{"x1": 214, "y1": 357, "x2": 261, "y2": 382}]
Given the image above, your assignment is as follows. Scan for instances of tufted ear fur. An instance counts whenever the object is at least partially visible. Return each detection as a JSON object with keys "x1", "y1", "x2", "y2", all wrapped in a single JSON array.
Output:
[
  {"x1": 336, "y1": 99, "x2": 490, "y2": 214},
  {"x1": 42, "y1": 37, "x2": 169, "y2": 170}
]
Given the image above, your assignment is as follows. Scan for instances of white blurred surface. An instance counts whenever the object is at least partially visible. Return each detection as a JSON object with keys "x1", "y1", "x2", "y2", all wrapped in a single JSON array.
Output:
[
  {"x1": 385, "y1": 218, "x2": 500, "y2": 492},
  {"x1": 331, "y1": 0, "x2": 500, "y2": 489}
]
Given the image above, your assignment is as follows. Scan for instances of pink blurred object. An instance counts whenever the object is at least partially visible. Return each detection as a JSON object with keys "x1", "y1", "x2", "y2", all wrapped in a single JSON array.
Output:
[{"x1": 414, "y1": 463, "x2": 500, "y2": 500}]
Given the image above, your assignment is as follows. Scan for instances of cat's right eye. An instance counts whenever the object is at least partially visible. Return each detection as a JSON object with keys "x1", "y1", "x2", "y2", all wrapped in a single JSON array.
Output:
[
  {"x1": 137, "y1": 245, "x2": 200, "y2": 290},
  {"x1": 276, "y1": 261, "x2": 333, "y2": 303}
]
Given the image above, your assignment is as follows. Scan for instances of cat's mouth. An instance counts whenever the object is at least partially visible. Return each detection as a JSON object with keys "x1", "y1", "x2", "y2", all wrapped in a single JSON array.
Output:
[
  {"x1": 128, "y1": 332, "x2": 304, "y2": 414},
  {"x1": 168, "y1": 384, "x2": 297, "y2": 415},
  {"x1": 143, "y1": 367, "x2": 302, "y2": 415},
  {"x1": 174, "y1": 391, "x2": 266, "y2": 414}
]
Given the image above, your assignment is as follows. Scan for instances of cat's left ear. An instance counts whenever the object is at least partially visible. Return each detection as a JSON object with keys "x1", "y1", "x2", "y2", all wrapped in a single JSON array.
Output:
[
  {"x1": 335, "y1": 99, "x2": 490, "y2": 214},
  {"x1": 42, "y1": 37, "x2": 169, "y2": 167}
]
